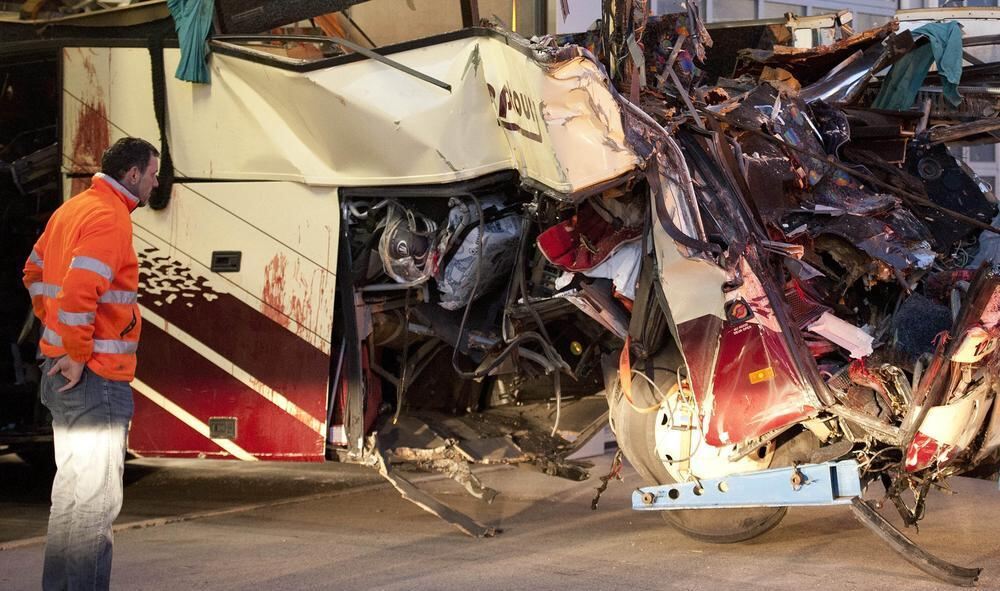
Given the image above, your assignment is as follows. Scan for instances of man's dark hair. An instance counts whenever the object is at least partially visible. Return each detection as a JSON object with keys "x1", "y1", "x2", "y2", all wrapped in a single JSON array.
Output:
[{"x1": 100, "y1": 137, "x2": 160, "y2": 181}]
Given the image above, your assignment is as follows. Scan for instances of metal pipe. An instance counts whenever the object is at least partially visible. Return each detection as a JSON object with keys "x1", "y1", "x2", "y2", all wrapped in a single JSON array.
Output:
[{"x1": 917, "y1": 85, "x2": 1000, "y2": 96}]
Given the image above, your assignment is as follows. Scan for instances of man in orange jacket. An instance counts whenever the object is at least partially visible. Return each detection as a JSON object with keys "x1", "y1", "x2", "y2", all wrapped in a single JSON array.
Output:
[{"x1": 23, "y1": 137, "x2": 159, "y2": 591}]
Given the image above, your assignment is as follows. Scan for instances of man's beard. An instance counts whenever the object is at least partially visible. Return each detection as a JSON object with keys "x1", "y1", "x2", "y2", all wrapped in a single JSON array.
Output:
[{"x1": 121, "y1": 179, "x2": 145, "y2": 206}]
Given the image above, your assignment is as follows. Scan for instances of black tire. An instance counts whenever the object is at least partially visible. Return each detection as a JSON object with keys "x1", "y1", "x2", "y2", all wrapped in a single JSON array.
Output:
[{"x1": 607, "y1": 351, "x2": 786, "y2": 544}]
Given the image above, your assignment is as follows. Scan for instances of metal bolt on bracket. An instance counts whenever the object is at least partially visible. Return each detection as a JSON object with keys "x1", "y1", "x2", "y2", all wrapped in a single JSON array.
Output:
[{"x1": 790, "y1": 466, "x2": 806, "y2": 491}]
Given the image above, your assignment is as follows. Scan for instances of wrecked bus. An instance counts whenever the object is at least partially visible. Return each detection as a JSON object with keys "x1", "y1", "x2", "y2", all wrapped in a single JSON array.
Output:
[{"x1": 2, "y1": 0, "x2": 1000, "y2": 585}]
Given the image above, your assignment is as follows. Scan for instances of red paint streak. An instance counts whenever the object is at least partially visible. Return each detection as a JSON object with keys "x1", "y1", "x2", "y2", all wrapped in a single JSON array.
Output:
[
  {"x1": 80, "y1": 49, "x2": 97, "y2": 78},
  {"x1": 71, "y1": 100, "x2": 110, "y2": 172},
  {"x1": 68, "y1": 52, "x2": 110, "y2": 173},
  {"x1": 290, "y1": 291, "x2": 313, "y2": 335},
  {"x1": 262, "y1": 254, "x2": 290, "y2": 327},
  {"x1": 138, "y1": 247, "x2": 330, "y2": 419},
  {"x1": 264, "y1": 254, "x2": 325, "y2": 339},
  {"x1": 288, "y1": 257, "x2": 315, "y2": 338}
]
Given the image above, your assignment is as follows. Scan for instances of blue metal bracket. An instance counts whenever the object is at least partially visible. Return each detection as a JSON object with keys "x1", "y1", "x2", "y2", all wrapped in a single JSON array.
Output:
[{"x1": 632, "y1": 460, "x2": 862, "y2": 511}]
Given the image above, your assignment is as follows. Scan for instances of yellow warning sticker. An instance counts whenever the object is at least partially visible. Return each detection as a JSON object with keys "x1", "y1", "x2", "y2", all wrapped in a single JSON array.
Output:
[{"x1": 749, "y1": 367, "x2": 775, "y2": 384}]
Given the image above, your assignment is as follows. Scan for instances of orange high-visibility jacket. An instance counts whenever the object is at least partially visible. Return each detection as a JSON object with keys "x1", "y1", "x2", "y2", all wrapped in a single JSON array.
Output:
[{"x1": 23, "y1": 173, "x2": 142, "y2": 382}]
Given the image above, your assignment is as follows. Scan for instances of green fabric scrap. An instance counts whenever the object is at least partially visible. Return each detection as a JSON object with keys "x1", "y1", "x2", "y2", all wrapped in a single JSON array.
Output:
[
  {"x1": 872, "y1": 20, "x2": 963, "y2": 111},
  {"x1": 168, "y1": 0, "x2": 215, "y2": 84}
]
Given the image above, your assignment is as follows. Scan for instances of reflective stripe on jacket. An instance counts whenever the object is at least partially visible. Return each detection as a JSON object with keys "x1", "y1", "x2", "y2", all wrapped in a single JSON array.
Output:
[{"x1": 23, "y1": 173, "x2": 142, "y2": 381}]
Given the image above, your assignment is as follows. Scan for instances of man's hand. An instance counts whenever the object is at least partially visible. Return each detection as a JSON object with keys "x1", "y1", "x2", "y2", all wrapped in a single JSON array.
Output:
[{"x1": 48, "y1": 356, "x2": 86, "y2": 392}]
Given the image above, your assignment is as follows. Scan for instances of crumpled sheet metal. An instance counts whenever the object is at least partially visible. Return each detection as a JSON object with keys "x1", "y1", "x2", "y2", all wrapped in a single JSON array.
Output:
[
  {"x1": 513, "y1": 52, "x2": 642, "y2": 198},
  {"x1": 771, "y1": 96, "x2": 832, "y2": 187},
  {"x1": 736, "y1": 20, "x2": 898, "y2": 85},
  {"x1": 715, "y1": 81, "x2": 962, "y2": 281},
  {"x1": 760, "y1": 66, "x2": 801, "y2": 95},
  {"x1": 80, "y1": 32, "x2": 645, "y2": 203},
  {"x1": 729, "y1": 85, "x2": 831, "y2": 188},
  {"x1": 799, "y1": 30, "x2": 913, "y2": 105},
  {"x1": 391, "y1": 444, "x2": 500, "y2": 503},
  {"x1": 810, "y1": 177, "x2": 900, "y2": 216},
  {"x1": 622, "y1": 101, "x2": 716, "y2": 264},
  {"x1": 595, "y1": 12, "x2": 1000, "y2": 545},
  {"x1": 809, "y1": 212, "x2": 937, "y2": 273},
  {"x1": 740, "y1": 135, "x2": 801, "y2": 216},
  {"x1": 679, "y1": 274, "x2": 822, "y2": 446},
  {"x1": 373, "y1": 436, "x2": 497, "y2": 538},
  {"x1": 903, "y1": 265, "x2": 1000, "y2": 473},
  {"x1": 559, "y1": 284, "x2": 631, "y2": 339},
  {"x1": 645, "y1": 176, "x2": 727, "y2": 326},
  {"x1": 810, "y1": 100, "x2": 851, "y2": 157}
]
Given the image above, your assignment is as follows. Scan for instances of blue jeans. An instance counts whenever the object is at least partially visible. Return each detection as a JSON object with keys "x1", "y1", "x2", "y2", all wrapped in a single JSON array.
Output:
[{"x1": 40, "y1": 357, "x2": 133, "y2": 591}]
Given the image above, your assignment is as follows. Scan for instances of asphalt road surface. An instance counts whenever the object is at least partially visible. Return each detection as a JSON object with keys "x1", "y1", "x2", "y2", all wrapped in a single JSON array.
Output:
[{"x1": 1, "y1": 453, "x2": 999, "y2": 590}]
